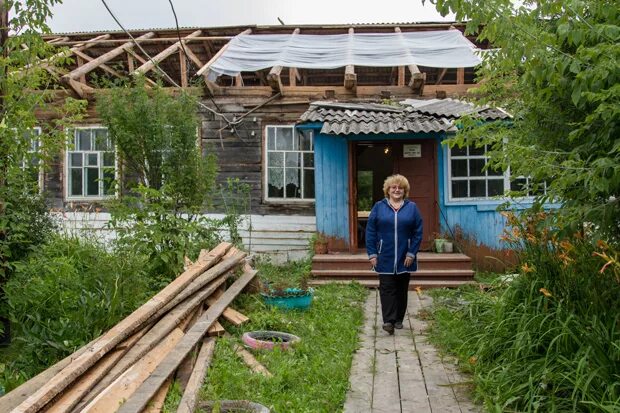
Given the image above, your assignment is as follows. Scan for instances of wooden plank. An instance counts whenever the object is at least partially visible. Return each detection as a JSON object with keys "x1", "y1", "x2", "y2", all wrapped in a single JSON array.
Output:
[
  {"x1": 71, "y1": 274, "x2": 229, "y2": 412},
  {"x1": 142, "y1": 377, "x2": 172, "y2": 413},
  {"x1": 11, "y1": 242, "x2": 231, "y2": 413},
  {"x1": 182, "y1": 43, "x2": 205, "y2": 69},
  {"x1": 205, "y1": 293, "x2": 249, "y2": 326},
  {"x1": 44, "y1": 326, "x2": 150, "y2": 413},
  {"x1": 232, "y1": 342, "x2": 272, "y2": 377},
  {"x1": 372, "y1": 333, "x2": 399, "y2": 413},
  {"x1": 132, "y1": 29, "x2": 201, "y2": 75},
  {"x1": 207, "y1": 320, "x2": 225, "y2": 336},
  {"x1": 116, "y1": 268, "x2": 258, "y2": 413},
  {"x1": 174, "y1": 305, "x2": 205, "y2": 392},
  {"x1": 80, "y1": 327, "x2": 185, "y2": 413},
  {"x1": 435, "y1": 68, "x2": 448, "y2": 85},
  {"x1": 64, "y1": 31, "x2": 155, "y2": 81},
  {"x1": 72, "y1": 49, "x2": 125, "y2": 79},
  {"x1": 176, "y1": 337, "x2": 216, "y2": 413}
]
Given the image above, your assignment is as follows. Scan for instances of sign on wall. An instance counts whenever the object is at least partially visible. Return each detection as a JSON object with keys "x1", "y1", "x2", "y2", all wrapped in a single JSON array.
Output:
[{"x1": 403, "y1": 144, "x2": 422, "y2": 158}]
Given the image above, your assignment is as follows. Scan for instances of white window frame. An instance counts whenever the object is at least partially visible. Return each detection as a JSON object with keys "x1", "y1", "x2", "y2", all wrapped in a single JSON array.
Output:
[
  {"x1": 65, "y1": 126, "x2": 118, "y2": 201},
  {"x1": 263, "y1": 125, "x2": 315, "y2": 203},
  {"x1": 447, "y1": 144, "x2": 547, "y2": 202}
]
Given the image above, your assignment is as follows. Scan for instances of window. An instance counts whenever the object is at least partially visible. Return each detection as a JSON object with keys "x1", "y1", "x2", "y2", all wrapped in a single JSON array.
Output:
[
  {"x1": 448, "y1": 145, "x2": 505, "y2": 200},
  {"x1": 66, "y1": 127, "x2": 116, "y2": 200},
  {"x1": 265, "y1": 126, "x2": 314, "y2": 201},
  {"x1": 448, "y1": 145, "x2": 548, "y2": 201}
]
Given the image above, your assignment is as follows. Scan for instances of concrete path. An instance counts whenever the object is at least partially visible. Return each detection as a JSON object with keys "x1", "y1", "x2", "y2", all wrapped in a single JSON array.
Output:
[{"x1": 343, "y1": 290, "x2": 479, "y2": 413}]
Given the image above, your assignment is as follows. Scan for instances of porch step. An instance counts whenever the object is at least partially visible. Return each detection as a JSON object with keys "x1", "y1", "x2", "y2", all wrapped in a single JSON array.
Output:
[
  {"x1": 312, "y1": 252, "x2": 472, "y2": 271},
  {"x1": 307, "y1": 279, "x2": 476, "y2": 290},
  {"x1": 311, "y1": 269, "x2": 475, "y2": 280}
]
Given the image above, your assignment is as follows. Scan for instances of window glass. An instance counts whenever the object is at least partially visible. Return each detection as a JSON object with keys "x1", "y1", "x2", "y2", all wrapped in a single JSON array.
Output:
[
  {"x1": 67, "y1": 128, "x2": 115, "y2": 199},
  {"x1": 265, "y1": 126, "x2": 314, "y2": 201}
]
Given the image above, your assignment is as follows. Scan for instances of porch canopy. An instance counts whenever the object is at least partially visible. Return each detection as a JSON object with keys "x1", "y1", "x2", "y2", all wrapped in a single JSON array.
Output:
[
  {"x1": 298, "y1": 99, "x2": 510, "y2": 135},
  {"x1": 207, "y1": 29, "x2": 482, "y2": 79}
]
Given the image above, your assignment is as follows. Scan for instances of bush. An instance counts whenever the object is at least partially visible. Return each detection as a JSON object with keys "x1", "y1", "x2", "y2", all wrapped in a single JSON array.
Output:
[
  {"x1": 2, "y1": 234, "x2": 151, "y2": 382},
  {"x1": 428, "y1": 214, "x2": 620, "y2": 412}
]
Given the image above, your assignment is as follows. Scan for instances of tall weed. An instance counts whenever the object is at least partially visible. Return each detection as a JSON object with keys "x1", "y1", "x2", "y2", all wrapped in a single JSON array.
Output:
[
  {"x1": 2, "y1": 234, "x2": 150, "y2": 384},
  {"x1": 429, "y1": 211, "x2": 620, "y2": 412}
]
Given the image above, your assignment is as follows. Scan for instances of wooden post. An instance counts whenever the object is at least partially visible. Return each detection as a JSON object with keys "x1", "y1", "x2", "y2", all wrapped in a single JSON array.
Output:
[
  {"x1": 395, "y1": 27, "x2": 426, "y2": 95},
  {"x1": 344, "y1": 28, "x2": 357, "y2": 91},
  {"x1": 268, "y1": 28, "x2": 300, "y2": 94},
  {"x1": 180, "y1": 49, "x2": 188, "y2": 87},
  {"x1": 457, "y1": 67, "x2": 465, "y2": 85}
]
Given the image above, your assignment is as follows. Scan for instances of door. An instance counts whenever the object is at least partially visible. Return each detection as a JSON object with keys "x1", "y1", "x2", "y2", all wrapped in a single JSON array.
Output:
[{"x1": 394, "y1": 140, "x2": 438, "y2": 251}]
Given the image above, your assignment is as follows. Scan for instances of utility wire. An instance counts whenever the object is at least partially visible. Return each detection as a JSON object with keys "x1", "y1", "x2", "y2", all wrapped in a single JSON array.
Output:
[{"x1": 167, "y1": 0, "x2": 191, "y2": 74}]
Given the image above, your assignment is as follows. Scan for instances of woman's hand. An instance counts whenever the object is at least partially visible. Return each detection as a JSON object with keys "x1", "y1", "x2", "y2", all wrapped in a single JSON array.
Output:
[
  {"x1": 369, "y1": 257, "x2": 377, "y2": 268},
  {"x1": 404, "y1": 256, "x2": 414, "y2": 267}
]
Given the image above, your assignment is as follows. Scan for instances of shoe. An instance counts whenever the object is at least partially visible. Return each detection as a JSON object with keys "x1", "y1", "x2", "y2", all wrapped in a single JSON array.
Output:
[
  {"x1": 394, "y1": 321, "x2": 403, "y2": 329},
  {"x1": 382, "y1": 323, "x2": 394, "y2": 335}
]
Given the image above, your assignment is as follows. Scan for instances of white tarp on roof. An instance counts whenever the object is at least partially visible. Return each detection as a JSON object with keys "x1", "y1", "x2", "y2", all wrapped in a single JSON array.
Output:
[{"x1": 208, "y1": 29, "x2": 482, "y2": 78}]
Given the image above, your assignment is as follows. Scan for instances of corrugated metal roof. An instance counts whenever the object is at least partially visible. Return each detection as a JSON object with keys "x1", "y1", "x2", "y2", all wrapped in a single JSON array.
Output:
[
  {"x1": 402, "y1": 98, "x2": 510, "y2": 120},
  {"x1": 299, "y1": 101, "x2": 456, "y2": 135},
  {"x1": 298, "y1": 99, "x2": 510, "y2": 136}
]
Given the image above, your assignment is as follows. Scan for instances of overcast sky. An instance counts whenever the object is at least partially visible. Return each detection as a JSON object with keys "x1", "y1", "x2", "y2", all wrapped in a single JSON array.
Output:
[{"x1": 47, "y1": 0, "x2": 455, "y2": 33}]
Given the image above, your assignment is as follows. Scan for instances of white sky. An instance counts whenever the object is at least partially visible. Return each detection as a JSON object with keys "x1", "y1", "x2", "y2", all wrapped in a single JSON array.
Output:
[{"x1": 47, "y1": 0, "x2": 455, "y2": 33}]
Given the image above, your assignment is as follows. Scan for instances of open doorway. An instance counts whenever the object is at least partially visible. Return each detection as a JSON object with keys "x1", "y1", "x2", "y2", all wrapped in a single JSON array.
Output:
[{"x1": 355, "y1": 143, "x2": 395, "y2": 249}]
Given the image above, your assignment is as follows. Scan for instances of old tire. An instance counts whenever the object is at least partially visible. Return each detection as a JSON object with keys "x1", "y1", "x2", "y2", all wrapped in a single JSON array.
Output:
[{"x1": 241, "y1": 330, "x2": 301, "y2": 351}]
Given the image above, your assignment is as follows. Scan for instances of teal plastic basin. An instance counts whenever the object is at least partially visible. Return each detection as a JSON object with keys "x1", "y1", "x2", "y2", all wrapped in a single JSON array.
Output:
[{"x1": 261, "y1": 288, "x2": 314, "y2": 310}]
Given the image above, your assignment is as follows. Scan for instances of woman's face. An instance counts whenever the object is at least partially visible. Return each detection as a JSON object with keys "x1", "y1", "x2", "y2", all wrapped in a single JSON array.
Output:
[{"x1": 388, "y1": 184, "x2": 405, "y2": 201}]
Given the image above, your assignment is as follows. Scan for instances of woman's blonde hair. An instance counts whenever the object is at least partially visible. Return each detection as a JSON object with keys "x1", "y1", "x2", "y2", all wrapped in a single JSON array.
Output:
[{"x1": 383, "y1": 174, "x2": 410, "y2": 198}]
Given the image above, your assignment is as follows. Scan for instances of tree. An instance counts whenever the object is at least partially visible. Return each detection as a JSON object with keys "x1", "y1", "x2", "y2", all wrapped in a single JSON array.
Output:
[
  {"x1": 0, "y1": 0, "x2": 85, "y2": 340},
  {"x1": 432, "y1": 0, "x2": 620, "y2": 239}
]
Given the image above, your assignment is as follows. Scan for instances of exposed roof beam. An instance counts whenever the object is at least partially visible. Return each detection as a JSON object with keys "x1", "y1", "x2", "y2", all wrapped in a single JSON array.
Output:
[
  {"x1": 435, "y1": 68, "x2": 447, "y2": 85},
  {"x1": 63, "y1": 77, "x2": 95, "y2": 99},
  {"x1": 63, "y1": 31, "x2": 155, "y2": 81},
  {"x1": 73, "y1": 49, "x2": 125, "y2": 80},
  {"x1": 132, "y1": 30, "x2": 202, "y2": 75},
  {"x1": 182, "y1": 43, "x2": 205, "y2": 68},
  {"x1": 344, "y1": 28, "x2": 357, "y2": 91},
  {"x1": 50, "y1": 36, "x2": 233, "y2": 46},
  {"x1": 46, "y1": 36, "x2": 69, "y2": 44},
  {"x1": 457, "y1": 67, "x2": 465, "y2": 84},
  {"x1": 196, "y1": 28, "x2": 251, "y2": 92},
  {"x1": 268, "y1": 28, "x2": 300, "y2": 94},
  {"x1": 395, "y1": 27, "x2": 426, "y2": 95}
]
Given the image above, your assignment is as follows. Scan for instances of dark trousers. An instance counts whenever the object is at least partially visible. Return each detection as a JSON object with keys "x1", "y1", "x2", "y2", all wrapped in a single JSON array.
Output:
[{"x1": 379, "y1": 273, "x2": 411, "y2": 324}]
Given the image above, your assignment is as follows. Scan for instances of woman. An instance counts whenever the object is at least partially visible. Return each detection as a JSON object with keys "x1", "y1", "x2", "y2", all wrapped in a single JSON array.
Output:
[{"x1": 366, "y1": 174, "x2": 423, "y2": 335}]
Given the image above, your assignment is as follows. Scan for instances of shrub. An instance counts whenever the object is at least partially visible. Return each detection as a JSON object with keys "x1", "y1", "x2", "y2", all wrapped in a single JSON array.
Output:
[
  {"x1": 2, "y1": 234, "x2": 151, "y2": 381},
  {"x1": 428, "y1": 213, "x2": 620, "y2": 412}
]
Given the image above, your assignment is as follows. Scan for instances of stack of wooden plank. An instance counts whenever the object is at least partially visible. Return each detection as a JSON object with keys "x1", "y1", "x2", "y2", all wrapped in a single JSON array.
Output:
[{"x1": 0, "y1": 242, "x2": 261, "y2": 413}]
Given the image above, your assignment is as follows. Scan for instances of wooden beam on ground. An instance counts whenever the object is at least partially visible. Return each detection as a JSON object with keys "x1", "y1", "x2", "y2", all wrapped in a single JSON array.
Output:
[
  {"x1": 232, "y1": 342, "x2": 272, "y2": 377},
  {"x1": 142, "y1": 377, "x2": 172, "y2": 413},
  {"x1": 394, "y1": 27, "x2": 426, "y2": 95},
  {"x1": 344, "y1": 28, "x2": 357, "y2": 91},
  {"x1": 116, "y1": 267, "x2": 259, "y2": 413},
  {"x1": 268, "y1": 28, "x2": 300, "y2": 94},
  {"x1": 44, "y1": 325, "x2": 150, "y2": 413},
  {"x1": 206, "y1": 294, "x2": 250, "y2": 326},
  {"x1": 63, "y1": 31, "x2": 155, "y2": 81},
  {"x1": 11, "y1": 242, "x2": 231, "y2": 413},
  {"x1": 207, "y1": 320, "x2": 226, "y2": 336},
  {"x1": 81, "y1": 327, "x2": 186, "y2": 413},
  {"x1": 133, "y1": 29, "x2": 201, "y2": 76},
  {"x1": 70, "y1": 253, "x2": 238, "y2": 411},
  {"x1": 176, "y1": 338, "x2": 216, "y2": 413}
]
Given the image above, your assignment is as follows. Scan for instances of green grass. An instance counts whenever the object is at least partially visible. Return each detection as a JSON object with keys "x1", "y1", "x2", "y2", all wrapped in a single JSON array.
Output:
[
  {"x1": 160, "y1": 259, "x2": 367, "y2": 413},
  {"x1": 426, "y1": 238, "x2": 620, "y2": 412}
]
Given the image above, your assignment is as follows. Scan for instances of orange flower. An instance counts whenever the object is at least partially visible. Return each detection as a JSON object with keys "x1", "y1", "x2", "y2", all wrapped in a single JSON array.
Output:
[
  {"x1": 415, "y1": 286, "x2": 423, "y2": 294},
  {"x1": 539, "y1": 288, "x2": 552, "y2": 297},
  {"x1": 521, "y1": 263, "x2": 534, "y2": 273}
]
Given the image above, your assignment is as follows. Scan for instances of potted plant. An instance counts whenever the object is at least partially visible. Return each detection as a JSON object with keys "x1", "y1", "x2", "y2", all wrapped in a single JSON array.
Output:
[
  {"x1": 311, "y1": 232, "x2": 328, "y2": 255},
  {"x1": 261, "y1": 275, "x2": 314, "y2": 310}
]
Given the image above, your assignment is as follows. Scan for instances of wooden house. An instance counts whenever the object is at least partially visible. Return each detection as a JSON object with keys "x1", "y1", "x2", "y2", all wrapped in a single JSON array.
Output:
[{"x1": 25, "y1": 22, "x2": 526, "y2": 286}]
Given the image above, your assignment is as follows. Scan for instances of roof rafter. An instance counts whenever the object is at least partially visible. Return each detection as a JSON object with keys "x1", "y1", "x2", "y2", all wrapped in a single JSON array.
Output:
[
  {"x1": 344, "y1": 28, "x2": 357, "y2": 91},
  {"x1": 268, "y1": 28, "x2": 300, "y2": 94},
  {"x1": 394, "y1": 27, "x2": 426, "y2": 95},
  {"x1": 132, "y1": 30, "x2": 202, "y2": 76}
]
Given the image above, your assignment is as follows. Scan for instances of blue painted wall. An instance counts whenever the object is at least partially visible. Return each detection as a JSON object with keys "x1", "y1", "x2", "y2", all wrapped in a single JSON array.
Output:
[
  {"x1": 308, "y1": 127, "x2": 538, "y2": 251},
  {"x1": 313, "y1": 133, "x2": 350, "y2": 243}
]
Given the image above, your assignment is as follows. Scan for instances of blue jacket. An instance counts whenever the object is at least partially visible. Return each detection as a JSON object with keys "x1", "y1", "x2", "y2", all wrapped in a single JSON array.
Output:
[{"x1": 366, "y1": 198, "x2": 423, "y2": 274}]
